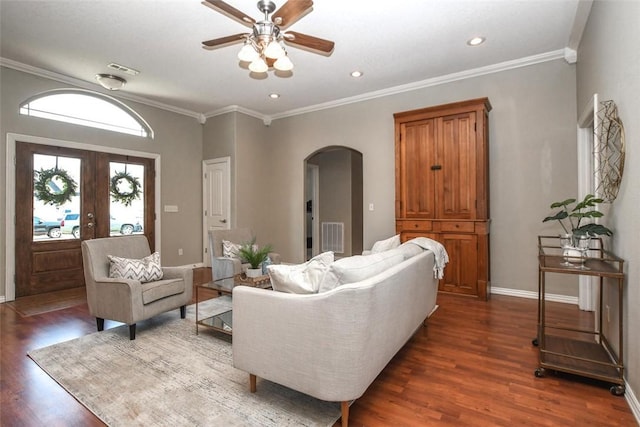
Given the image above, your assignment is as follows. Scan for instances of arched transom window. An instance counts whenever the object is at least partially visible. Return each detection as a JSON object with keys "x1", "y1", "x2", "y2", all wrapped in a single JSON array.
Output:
[{"x1": 20, "y1": 89, "x2": 153, "y2": 138}]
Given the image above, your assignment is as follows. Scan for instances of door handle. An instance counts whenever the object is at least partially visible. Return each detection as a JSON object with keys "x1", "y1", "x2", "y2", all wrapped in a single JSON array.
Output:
[
  {"x1": 220, "y1": 219, "x2": 227, "y2": 223},
  {"x1": 87, "y1": 222, "x2": 94, "y2": 228},
  {"x1": 430, "y1": 165, "x2": 442, "y2": 170}
]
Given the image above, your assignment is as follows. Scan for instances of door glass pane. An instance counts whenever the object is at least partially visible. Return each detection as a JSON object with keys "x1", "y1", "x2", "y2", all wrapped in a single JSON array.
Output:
[
  {"x1": 109, "y1": 162, "x2": 144, "y2": 236},
  {"x1": 33, "y1": 154, "x2": 81, "y2": 241}
]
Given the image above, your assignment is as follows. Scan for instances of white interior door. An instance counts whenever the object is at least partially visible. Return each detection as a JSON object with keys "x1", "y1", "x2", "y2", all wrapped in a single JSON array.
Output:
[
  {"x1": 202, "y1": 157, "x2": 230, "y2": 266},
  {"x1": 577, "y1": 94, "x2": 598, "y2": 313}
]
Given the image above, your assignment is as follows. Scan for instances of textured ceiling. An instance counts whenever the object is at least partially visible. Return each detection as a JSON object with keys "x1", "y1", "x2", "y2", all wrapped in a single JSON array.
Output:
[{"x1": 0, "y1": 0, "x2": 583, "y2": 120}]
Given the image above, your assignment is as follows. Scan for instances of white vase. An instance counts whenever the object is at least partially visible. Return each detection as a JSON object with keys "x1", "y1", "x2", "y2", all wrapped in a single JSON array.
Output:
[{"x1": 246, "y1": 268, "x2": 262, "y2": 278}]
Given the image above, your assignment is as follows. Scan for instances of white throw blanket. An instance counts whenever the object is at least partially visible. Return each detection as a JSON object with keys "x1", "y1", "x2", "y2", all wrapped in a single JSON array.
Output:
[{"x1": 406, "y1": 237, "x2": 449, "y2": 279}]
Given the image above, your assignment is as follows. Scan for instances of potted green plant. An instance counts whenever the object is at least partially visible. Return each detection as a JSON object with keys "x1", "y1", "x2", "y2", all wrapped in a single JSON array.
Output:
[
  {"x1": 543, "y1": 194, "x2": 613, "y2": 237},
  {"x1": 235, "y1": 239, "x2": 273, "y2": 278}
]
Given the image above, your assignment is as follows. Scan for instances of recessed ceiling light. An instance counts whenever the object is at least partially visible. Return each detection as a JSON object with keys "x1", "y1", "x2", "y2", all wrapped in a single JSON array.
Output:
[
  {"x1": 467, "y1": 37, "x2": 486, "y2": 46},
  {"x1": 269, "y1": 93, "x2": 280, "y2": 99},
  {"x1": 350, "y1": 70, "x2": 363, "y2": 78}
]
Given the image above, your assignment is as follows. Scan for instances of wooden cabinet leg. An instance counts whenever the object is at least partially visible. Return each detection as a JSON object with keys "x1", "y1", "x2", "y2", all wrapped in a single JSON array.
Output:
[
  {"x1": 249, "y1": 374, "x2": 256, "y2": 393},
  {"x1": 341, "y1": 401, "x2": 349, "y2": 427}
]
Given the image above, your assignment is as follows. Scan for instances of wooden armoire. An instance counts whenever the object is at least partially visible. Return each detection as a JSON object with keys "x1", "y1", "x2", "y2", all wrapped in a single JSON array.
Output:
[{"x1": 394, "y1": 98, "x2": 491, "y2": 300}]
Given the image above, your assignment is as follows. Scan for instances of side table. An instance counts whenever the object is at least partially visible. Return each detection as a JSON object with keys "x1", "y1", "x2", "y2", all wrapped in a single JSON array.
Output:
[
  {"x1": 195, "y1": 276, "x2": 271, "y2": 336},
  {"x1": 535, "y1": 235, "x2": 625, "y2": 395}
]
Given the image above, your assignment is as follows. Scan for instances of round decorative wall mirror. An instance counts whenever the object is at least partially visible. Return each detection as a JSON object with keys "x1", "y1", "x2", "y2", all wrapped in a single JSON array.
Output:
[{"x1": 594, "y1": 100, "x2": 625, "y2": 202}]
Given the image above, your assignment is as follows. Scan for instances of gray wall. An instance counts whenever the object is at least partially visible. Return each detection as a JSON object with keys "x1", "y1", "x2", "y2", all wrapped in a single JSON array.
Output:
[
  {"x1": 576, "y1": 0, "x2": 640, "y2": 401},
  {"x1": 1, "y1": 67, "x2": 203, "y2": 298},
  {"x1": 2, "y1": 58, "x2": 579, "y2": 301},
  {"x1": 263, "y1": 58, "x2": 579, "y2": 299}
]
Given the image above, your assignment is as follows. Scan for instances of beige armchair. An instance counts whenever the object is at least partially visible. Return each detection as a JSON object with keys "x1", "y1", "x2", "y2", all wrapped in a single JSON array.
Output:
[
  {"x1": 208, "y1": 228, "x2": 281, "y2": 281},
  {"x1": 81, "y1": 235, "x2": 193, "y2": 340}
]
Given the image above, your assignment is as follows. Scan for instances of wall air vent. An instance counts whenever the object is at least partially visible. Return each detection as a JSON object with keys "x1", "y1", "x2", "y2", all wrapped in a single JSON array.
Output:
[
  {"x1": 107, "y1": 63, "x2": 140, "y2": 76},
  {"x1": 321, "y1": 222, "x2": 344, "y2": 254}
]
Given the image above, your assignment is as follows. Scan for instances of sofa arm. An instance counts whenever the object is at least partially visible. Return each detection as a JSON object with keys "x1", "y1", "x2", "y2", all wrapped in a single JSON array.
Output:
[
  {"x1": 85, "y1": 277, "x2": 143, "y2": 324},
  {"x1": 162, "y1": 266, "x2": 193, "y2": 281},
  {"x1": 232, "y1": 286, "x2": 375, "y2": 402}
]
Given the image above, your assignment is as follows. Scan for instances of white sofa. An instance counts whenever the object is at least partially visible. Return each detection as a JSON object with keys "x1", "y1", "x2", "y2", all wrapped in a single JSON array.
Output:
[{"x1": 232, "y1": 242, "x2": 440, "y2": 427}]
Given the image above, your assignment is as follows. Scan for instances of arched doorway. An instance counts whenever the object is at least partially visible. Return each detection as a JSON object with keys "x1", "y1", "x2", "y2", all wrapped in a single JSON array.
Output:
[{"x1": 304, "y1": 146, "x2": 363, "y2": 260}]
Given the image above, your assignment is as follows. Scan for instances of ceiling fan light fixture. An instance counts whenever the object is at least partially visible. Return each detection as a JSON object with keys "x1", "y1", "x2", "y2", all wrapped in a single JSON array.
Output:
[
  {"x1": 202, "y1": 0, "x2": 334, "y2": 77},
  {"x1": 264, "y1": 40, "x2": 285, "y2": 59},
  {"x1": 95, "y1": 74, "x2": 127, "y2": 91},
  {"x1": 249, "y1": 57, "x2": 269, "y2": 73},
  {"x1": 274, "y1": 55, "x2": 293, "y2": 71},
  {"x1": 238, "y1": 43, "x2": 260, "y2": 62}
]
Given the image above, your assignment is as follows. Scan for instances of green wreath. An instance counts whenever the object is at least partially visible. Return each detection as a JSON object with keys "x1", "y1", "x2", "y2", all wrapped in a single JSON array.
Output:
[
  {"x1": 34, "y1": 168, "x2": 78, "y2": 206},
  {"x1": 110, "y1": 171, "x2": 141, "y2": 206}
]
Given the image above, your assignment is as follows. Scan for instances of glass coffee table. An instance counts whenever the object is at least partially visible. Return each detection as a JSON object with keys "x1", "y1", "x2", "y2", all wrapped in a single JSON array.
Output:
[{"x1": 195, "y1": 276, "x2": 271, "y2": 336}]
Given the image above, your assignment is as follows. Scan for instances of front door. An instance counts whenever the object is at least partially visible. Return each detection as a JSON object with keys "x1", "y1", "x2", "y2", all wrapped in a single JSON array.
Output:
[{"x1": 15, "y1": 142, "x2": 155, "y2": 297}]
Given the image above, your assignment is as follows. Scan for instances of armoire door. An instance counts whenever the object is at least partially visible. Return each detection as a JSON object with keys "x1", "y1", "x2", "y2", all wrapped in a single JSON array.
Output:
[
  {"x1": 437, "y1": 233, "x2": 478, "y2": 295},
  {"x1": 437, "y1": 112, "x2": 477, "y2": 219},
  {"x1": 398, "y1": 118, "x2": 437, "y2": 219}
]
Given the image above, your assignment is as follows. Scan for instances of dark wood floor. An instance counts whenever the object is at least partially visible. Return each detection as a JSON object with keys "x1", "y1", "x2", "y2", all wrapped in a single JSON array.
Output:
[{"x1": 1, "y1": 288, "x2": 636, "y2": 426}]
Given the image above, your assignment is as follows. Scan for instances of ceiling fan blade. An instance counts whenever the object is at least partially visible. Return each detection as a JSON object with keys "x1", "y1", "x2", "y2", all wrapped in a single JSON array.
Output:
[
  {"x1": 201, "y1": 0, "x2": 255, "y2": 27},
  {"x1": 202, "y1": 33, "x2": 247, "y2": 49},
  {"x1": 272, "y1": 0, "x2": 313, "y2": 29},
  {"x1": 284, "y1": 31, "x2": 335, "y2": 55}
]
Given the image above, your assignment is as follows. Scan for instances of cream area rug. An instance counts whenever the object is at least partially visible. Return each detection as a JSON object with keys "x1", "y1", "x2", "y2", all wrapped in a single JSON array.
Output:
[{"x1": 28, "y1": 297, "x2": 341, "y2": 427}]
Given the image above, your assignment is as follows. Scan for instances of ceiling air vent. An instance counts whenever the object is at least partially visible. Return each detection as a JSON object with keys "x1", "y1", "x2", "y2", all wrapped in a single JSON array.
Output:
[{"x1": 107, "y1": 63, "x2": 140, "y2": 76}]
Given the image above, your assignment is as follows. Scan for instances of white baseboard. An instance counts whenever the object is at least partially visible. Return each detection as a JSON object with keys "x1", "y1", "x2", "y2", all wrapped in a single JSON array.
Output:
[
  {"x1": 0, "y1": 296, "x2": 5, "y2": 304},
  {"x1": 179, "y1": 262, "x2": 205, "y2": 269},
  {"x1": 491, "y1": 286, "x2": 579, "y2": 305},
  {"x1": 625, "y1": 380, "x2": 640, "y2": 425}
]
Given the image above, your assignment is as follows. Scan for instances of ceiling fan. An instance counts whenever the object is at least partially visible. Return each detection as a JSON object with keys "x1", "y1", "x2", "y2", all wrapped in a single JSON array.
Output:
[{"x1": 201, "y1": 0, "x2": 335, "y2": 73}]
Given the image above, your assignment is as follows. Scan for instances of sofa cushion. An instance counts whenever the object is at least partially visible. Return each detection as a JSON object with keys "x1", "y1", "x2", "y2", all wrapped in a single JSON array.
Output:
[
  {"x1": 141, "y1": 278, "x2": 184, "y2": 304},
  {"x1": 370, "y1": 234, "x2": 401, "y2": 253},
  {"x1": 222, "y1": 240, "x2": 258, "y2": 261},
  {"x1": 318, "y1": 250, "x2": 405, "y2": 293},
  {"x1": 222, "y1": 240, "x2": 242, "y2": 258},
  {"x1": 108, "y1": 252, "x2": 163, "y2": 283},
  {"x1": 267, "y1": 251, "x2": 334, "y2": 294}
]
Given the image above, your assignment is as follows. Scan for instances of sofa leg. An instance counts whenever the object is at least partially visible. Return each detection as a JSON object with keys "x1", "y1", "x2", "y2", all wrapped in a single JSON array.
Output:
[
  {"x1": 341, "y1": 401, "x2": 349, "y2": 427},
  {"x1": 249, "y1": 374, "x2": 256, "y2": 393},
  {"x1": 96, "y1": 317, "x2": 105, "y2": 331},
  {"x1": 180, "y1": 305, "x2": 186, "y2": 319},
  {"x1": 129, "y1": 324, "x2": 136, "y2": 340}
]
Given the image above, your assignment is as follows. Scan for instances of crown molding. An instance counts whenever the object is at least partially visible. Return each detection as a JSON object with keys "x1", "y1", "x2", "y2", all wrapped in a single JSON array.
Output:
[
  {"x1": 568, "y1": 0, "x2": 593, "y2": 51},
  {"x1": 0, "y1": 57, "x2": 201, "y2": 120},
  {"x1": 203, "y1": 105, "x2": 268, "y2": 124},
  {"x1": 2, "y1": 49, "x2": 566, "y2": 126},
  {"x1": 270, "y1": 49, "x2": 566, "y2": 121}
]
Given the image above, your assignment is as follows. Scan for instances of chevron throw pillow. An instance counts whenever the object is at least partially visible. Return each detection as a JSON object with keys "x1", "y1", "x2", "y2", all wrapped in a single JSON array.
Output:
[{"x1": 108, "y1": 252, "x2": 163, "y2": 283}]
